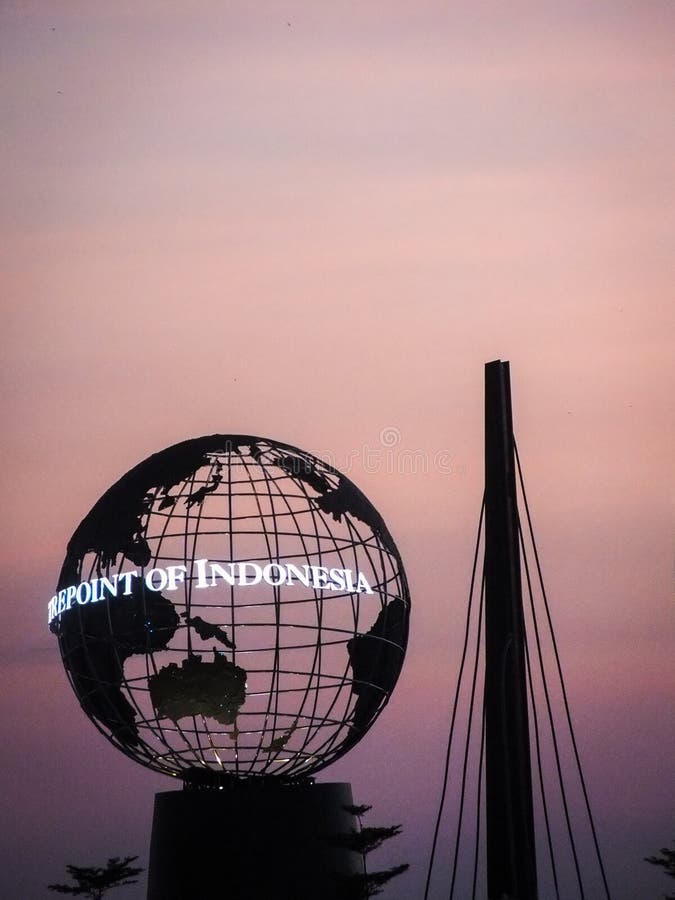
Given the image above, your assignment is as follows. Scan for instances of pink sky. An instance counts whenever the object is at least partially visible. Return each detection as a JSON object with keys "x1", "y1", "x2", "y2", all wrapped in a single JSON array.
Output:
[{"x1": 1, "y1": 2, "x2": 673, "y2": 898}]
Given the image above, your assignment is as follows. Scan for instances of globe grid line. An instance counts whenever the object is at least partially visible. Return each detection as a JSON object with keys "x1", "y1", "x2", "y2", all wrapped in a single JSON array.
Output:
[{"x1": 262, "y1": 450, "x2": 328, "y2": 772}]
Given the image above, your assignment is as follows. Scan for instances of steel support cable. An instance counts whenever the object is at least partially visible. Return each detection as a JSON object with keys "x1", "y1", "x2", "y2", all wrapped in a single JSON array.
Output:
[
  {"x1": 522, "y1": 593, "x2": 562, "y2": 900},
  {"x1": 423, "y1": 498, "x2": 485, "y2": 900},
  {"x1": 517, "y1": 513, "x2": 586, "y2": 899},
  {"x1": 447, "y1": 571, "x2": 485, "y2": 900},
  {"x1": 514, "y1": 442, "x2": 614, "y2": 900}
]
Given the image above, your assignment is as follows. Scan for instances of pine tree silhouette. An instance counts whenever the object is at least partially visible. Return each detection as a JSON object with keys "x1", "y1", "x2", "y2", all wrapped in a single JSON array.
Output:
[{"x1": 326, "y1": 804, "x2": 409, "y2": 899}]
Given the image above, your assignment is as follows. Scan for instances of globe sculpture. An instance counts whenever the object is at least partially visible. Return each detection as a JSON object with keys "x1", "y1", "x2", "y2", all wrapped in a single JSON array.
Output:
[{"x1": 49, "y1": 435, "x2": 410, "y2": 783}]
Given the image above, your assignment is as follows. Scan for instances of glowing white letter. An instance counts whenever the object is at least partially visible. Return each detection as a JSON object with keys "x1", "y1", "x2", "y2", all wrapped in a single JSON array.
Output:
[
  {"x1": 238, "y1": 563, "x2": 262, "y2": 586},
  {"x1": 263, "y1": 563, "x2": 286, "y2": 586},
  {"x1": 194, "y1": 558, "x2": 209, "y2": 588},
  {"x1": 208, "y1": 563, "x2": 236, "y2": 587},
  {"x1": 117, "y1": 571, "x2": 138, "y2": 595},
  {"x1": 310, "y1": 566, "x2": 329, "y2": 590},
  {"x1": 356, "y1": 573, "x2": 374, "y2": 594},
  {"x1": 166, "y1": 565, "x2": 187, "y2": 591},
  {"x1": 285, "y1": 565, "x2": 311, "y2": 588},
  {"x1": 76, "y1": 581, "x2": 92, "y2": 605},
  {"x1": 145, "y1": 568, "x2": 168, "y2": 592}
]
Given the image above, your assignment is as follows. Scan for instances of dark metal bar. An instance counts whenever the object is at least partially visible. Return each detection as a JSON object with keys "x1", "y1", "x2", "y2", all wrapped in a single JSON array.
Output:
[{"x1": 484, "y1": 360, "x2": 538, "y2": 900}]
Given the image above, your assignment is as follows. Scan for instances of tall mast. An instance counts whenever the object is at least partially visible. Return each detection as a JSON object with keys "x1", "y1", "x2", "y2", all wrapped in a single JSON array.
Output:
[{"x1": 484, "y1": 360, "x2": 538, "y2": 899}]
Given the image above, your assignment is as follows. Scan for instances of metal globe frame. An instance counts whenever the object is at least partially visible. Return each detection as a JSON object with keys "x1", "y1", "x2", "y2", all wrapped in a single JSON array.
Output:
[{"x1": 52, "y1": 435, "x2": 410, "y2": 783}]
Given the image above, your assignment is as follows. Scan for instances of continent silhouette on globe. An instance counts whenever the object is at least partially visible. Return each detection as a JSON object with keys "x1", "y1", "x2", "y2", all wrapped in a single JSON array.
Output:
[{"x1": 49, "y1": 435, "x2": 410, "y2": 782}]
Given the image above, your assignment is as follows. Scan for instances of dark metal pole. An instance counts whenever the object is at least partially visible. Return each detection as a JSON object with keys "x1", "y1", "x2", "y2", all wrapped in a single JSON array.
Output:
[{"x1": 484, "y1": 360, "x2": 538, "y2": 900}]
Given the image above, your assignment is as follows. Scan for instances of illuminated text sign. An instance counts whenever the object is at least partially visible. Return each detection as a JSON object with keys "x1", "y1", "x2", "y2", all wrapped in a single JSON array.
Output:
[{"x1": 47, "y1": 559, "x2": 374, "y2": 624}]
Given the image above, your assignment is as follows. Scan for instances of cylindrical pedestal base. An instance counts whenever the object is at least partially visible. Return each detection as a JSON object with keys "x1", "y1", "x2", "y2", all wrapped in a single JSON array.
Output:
[{"x1": 147, "y1": 781, "x2": 361, "y2": 900}]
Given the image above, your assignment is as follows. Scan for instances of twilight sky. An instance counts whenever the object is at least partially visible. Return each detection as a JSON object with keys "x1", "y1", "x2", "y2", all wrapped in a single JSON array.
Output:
[{"x1": 1, "y1": 2, "x2": 673, "y2": 898}]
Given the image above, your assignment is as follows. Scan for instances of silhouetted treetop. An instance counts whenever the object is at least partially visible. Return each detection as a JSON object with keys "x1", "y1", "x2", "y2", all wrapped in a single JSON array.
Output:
[
  {"x1": 645, "y1": 841, "x2": 675, "y2": 900},
  {"x1": 48, "y1": 856, "x2": 143, "y2": 899}
]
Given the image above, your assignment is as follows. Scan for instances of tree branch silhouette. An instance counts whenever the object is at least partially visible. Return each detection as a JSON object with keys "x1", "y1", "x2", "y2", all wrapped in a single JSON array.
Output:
[
  {"x1": 645, "y1": 841, "x2": 675, "y2": 900},
  {"x1": 48, "y1": 856, "x2": 143, "y2": 899}
]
